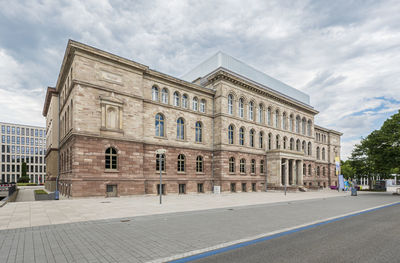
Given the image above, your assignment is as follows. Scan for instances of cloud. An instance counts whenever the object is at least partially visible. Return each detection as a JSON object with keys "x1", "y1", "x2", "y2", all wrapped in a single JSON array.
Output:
[{"x1": 1, "y1": 0, "x2": 400, "y2": 160}]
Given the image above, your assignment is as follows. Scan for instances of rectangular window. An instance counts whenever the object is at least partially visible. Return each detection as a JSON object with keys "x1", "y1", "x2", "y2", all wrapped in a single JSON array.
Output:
[
  {"x1": 7, "y1": 136, "x2": 10, "y2": 144},
  {"x1": 21, "y1": 137, "x2": 24, "y2": 145},
  {"x1": 16, "y1": 146, "x2": 20, "y2": 154},
  {"x1": 31, "y1": 129, "x2": 34, "y2": 136},
  {"x1": 157, "y1": 184, "x2": 165, "y2": 195},
  {"x1": 197, "y1": 183, "x2": 204, "y2": 193},
  {"x1": 21, "y1": 128, "x2": 25, "y2": 135},
  {"x1": 178, "y1": 184, "x2": 186, "y2": 194},
  {"x1": 17, "y1": 137, "x2": 20, "y2": 144},
  {"x1": 1, "y1": 125, "x2": 4, "y2": 133},
  {"x1": 17, "y1": 127, "x2": 20, "y2": 135},
  {"x1": 40, "y1": 130, "x2": 43, "y2": 137},
  {"x1": 7, "y1": 126, "x2": 10, "y2": 134},
  {"x1": 12, "y1": 127, "x2": 15, "y2": 134},
  {"x1": 242, "y1": 183, "x2": 247, "y2": 192},
  {"x1": 252, "y1": 183, "x2": 256, "y2": 192},
  {"x1": 230, "y1": 183, "x2": 236, "y2": 192},
  {"x1": 35, "y1": 129, "x2": 38, "y2": 137},
  {"x1": 1, "y1": 135, "x2": 4, "y2": 143},
  {"x1": 12, "y1": 136, "x2": 15, "y2": 144}
]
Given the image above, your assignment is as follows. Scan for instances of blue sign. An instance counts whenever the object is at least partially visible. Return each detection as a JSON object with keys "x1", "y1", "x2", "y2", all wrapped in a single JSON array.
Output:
[{"x1": 338, "y1": 175, "x2": 344, "y2": 190}]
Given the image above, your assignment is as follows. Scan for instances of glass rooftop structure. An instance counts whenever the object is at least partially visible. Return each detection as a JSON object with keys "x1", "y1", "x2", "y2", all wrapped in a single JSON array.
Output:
[{"x1": 181, "y1": 51, "x2": 311, "y2": 106}]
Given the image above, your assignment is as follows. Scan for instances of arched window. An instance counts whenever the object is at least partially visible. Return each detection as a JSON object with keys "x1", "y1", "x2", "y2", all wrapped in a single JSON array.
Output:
[
  {"x1": 283, "y1": 137, "x2": 287, "y2": 149},
  {"x1": 296, "y1": 116, "x2": 300, "y2": 133},
  {"x1": 195, "y1": 122, "x2": 202, "y2": 143},
  {"x1": 177, "y1": 154, "x2": 185, "y2": 172},
  {"x1": 317, "y1": 166, "x2": 320, "y2": 176},
  {"x1": 296, "y1": 139, "x2": 300, "y2": 151},
  {"x1": 192, "y1": 97, "x2": 198, "y2": 111},
  {"x1": 308, "y1": 142, "x2": 312, "y2": 156},
  {"x1": 155, "y1": 113, "x2": 165, "y2": 137},
  {"x1": 228, "y1": 125, "x2": 234, "y2": 144},
  {"x1": 152, "y1": 86, "x2": 159, "y2": 101},
  {"x1": 303, "y1": 164, "x2": 306, "y2": 176},
  {"x1": 182, "y1": 94, "x2": 188, "y2": 108},
  {"x1": 282, "y1": 112, "x2": 287, "y2": 130},
  {"x1": 289, "y1": 114, "x2": 294, "y2": 131},
  {"x1": 267, "y1": 107, "x2": 272, "y2": 125},
  {"x1": 251, "y1": 159, "x2": 256, "y2": 174},
  {"x1": 196, "y1": 156, "x2": 203, "y2": 172},
  {"x1": 249, "y1": 101, "x2": 254, "y2": 120},
  {"x1": 276, "y1": 135, "x2": 280, "y2": 149},
  {"x1": 317, "y1": 147, "x2": 320, "y2": 159},
  {"x1": 156, "y1": 153, "x2": 165, "y2": 171},
  {"x1": 200, "y1": 99, "x2": 206, "y2": 113},
  {"x1": 240, "y1": 159, "x2": 246, "y2": 173},
  {"x1": 177, "y1": 118, "x2": 185, "y2": 140},
  {"x1": 260, "y1": 160, "x2": 264, "y2": 174},
  {"x1": 275, "y1": 110, "x2": 279, "y2": 128},
  {"x1": 162, "y1": 88, "x2": 168, "y2": 104},
  {"x1": 173, "y1": 92, "x2": 180, "y2": 106},
  {"x1": 302, "y1": 118, "x2": 306, "y2": 135},
  {"x1": 258, "y1": 104, "x2": 263, "y2": 123},
  {"x1": 307, "y1": 120, "x2": 312, "y2": 136},
  {"x1": 250, "y1": 129, "x2": 255, "y2": 147},
  {"x1": 229, "y1": 157, "x2": 235, "y2": 173},
  {"x1": 228, "y1": 94, "x2": 233, "y2": 115},
  {"x1": 308, "y1": 164, "x2": 311, "y2": 176},
  {"x1": 239, "y1": 127, "x2": 245, "y2": 146},
  {"x1": 290, "y1": 138, "x2": 294, "y2": 150},
  {"x1": 302, "y1": 141, "x2": 306, "y2": 154},
  {"x1": 239, "y1": 98, "x2": 244, "y2": 118},
  {"x1": 322, "y1": 148, "x2": 326, "y2": 160},
  {"x1": 259, "y1": 131, "x2": 264, "y2": 148},
  {"x1": 105, "y1": 147, "x2": 117, "y2": 170},
  {"x1": 268, "y1": 133, "x2": 272, "y2": 150}
]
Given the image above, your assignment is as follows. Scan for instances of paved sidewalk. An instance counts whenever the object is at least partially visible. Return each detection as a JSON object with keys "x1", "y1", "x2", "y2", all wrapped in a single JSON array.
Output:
[
  {"x1": 0, "y1": 190, "x2": 348, "y2": 230},
  {"x1": 15, "y1": 186, "x2": 44, "y2": 202},
  {"x1": 0, "y1": 192, "x2": 398, "y2": 263}
]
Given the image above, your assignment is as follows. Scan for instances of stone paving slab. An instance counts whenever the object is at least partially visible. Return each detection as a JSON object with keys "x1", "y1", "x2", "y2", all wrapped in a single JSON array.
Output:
[
  {"x1": 0, "y1": 192, "x2": 398, "y2": 263},
  {"x1": 1, "y1": 190, "x2": 348, "y2": 230}
]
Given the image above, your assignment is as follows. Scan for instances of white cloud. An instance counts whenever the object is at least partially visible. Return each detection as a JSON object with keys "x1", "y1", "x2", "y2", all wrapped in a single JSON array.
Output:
[{"x1": 1, "y1": 0, "x2": 400, "y2": 160}]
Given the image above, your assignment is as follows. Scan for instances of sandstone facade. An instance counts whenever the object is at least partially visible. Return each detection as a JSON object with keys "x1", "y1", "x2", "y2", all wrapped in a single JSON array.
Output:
[{"x1": 43, "y1": 40, "x2": 342, "y2": 197}]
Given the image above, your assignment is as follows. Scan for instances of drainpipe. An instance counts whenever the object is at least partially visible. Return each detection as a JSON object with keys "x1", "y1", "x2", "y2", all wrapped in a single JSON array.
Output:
[
  {"x1": 211, "y1": 90, "x2": 215, "y2": 192},
  {"x1": 55, "y1": 92, "x2": 60, "y2": 200}
]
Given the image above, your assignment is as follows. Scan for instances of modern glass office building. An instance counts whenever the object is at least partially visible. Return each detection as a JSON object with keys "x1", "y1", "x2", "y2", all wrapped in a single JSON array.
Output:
[{"x1": 0, "y1": 122, "x2": 46, "y2": 183}]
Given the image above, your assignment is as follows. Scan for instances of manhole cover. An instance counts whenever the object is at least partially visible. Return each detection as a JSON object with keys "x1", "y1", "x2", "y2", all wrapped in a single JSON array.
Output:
[
  {"x1": 120, "y1": 219, "x2": 130, "y2": 222},
  {"x1": 101, "y1": 201, "x2": 111, "y2": 203}
]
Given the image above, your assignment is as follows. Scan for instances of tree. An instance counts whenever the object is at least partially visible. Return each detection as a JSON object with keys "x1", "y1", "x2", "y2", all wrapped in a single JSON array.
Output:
[
  {"x1": 341, "y1": 160, "x2": 355, "y2": 180},
  {"x1": 18, "y1": 162, "x2": 30, "y2": 183}
]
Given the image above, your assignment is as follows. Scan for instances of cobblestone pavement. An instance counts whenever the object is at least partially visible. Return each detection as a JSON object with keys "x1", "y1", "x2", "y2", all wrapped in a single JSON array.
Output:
[{"x1": 0, "y1": 193, "x2": 398, "y2": 263}]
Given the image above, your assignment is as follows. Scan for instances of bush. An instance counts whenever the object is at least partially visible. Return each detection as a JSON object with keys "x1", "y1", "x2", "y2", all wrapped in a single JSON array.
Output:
[
  {"x1": 17, "y1": 183, "x2": 38, "y2": 186},
  {"x1": 34, "y1": 189, "x2": 48, "y2": 195},
  {"x1": 18, "y1": 176, "x2": 30, "y2": 183}
]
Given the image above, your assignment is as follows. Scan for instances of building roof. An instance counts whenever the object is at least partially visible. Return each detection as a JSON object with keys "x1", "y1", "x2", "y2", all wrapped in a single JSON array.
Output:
[
  {"x1": 181, "y1": 51, "x2": 311, "y2": 106},
  {"x1": 42, "y1": 87, "x2": 57, "y2": 117}
]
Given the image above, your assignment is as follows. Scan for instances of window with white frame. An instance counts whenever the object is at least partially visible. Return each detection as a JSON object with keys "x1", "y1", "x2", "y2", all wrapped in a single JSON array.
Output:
[
  {"x1": 228, "y1": 94, "x2": 233, "y2": 115},
  {"x1": 192, "y1": 97, "x2": 198, "y2": 111},
  {"x1": 152, "y1": 86, "x2": 159, "y2": 101}
]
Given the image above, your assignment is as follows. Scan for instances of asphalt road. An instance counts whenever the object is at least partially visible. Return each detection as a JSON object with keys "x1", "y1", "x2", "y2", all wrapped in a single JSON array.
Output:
[{"x1": 192, "y1": 203, "x2": 400, "y2": 263}]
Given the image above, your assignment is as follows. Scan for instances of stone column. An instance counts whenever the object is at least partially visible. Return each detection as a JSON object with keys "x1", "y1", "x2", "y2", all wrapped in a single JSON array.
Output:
[
  {"x1": 291, "y1": 159, "x2": 296, "y2": 185},
  {"x1": 284, "y1": 159, "x2": 289, "y2": 186},
  {"x1": 298, "y1": 160, "x2": 303, "y2": 186}
]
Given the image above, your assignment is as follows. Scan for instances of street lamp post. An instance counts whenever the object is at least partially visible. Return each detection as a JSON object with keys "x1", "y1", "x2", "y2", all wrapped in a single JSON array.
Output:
[{"x1": 156, "y1": 149, "x2": 166, "y2": 204}]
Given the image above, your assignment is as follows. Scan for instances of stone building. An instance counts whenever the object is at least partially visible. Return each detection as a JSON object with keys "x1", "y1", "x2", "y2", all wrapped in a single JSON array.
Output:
[{"x1": 43, "y1": 40, "x2": 342, "y2": 197}]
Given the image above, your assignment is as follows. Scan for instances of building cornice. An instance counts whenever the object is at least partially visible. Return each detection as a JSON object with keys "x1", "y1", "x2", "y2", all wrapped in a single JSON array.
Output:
[
  {"x1": 314, "y1": 125, "x2": 343, "y2": 136},
  {"x1": 204, "y1": 70, "x2": 319, "y2": 115}
]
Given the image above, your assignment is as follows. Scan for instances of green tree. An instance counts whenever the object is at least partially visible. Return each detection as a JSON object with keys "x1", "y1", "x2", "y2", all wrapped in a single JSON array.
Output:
[{"x1": 18, "y1": 162, "x2": 30, "y2": 183}]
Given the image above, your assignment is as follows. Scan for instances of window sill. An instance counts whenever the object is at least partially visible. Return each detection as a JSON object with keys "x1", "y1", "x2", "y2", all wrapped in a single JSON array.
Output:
[
  {"x1": 154, "y1": 136, "x2": 168, "y2": 140},
  {"x1": 195, "y1": 172, "x2": 205, "y2": 175},
  {"x1": 177, "y1": 172, "x2": 186, "y2": 174},
  {"x1": 100, "y1": 127, "x2": 124, "y2": 134},
  {"x1": 105, "y1": 169, "x2": 119, "y2": 173}
]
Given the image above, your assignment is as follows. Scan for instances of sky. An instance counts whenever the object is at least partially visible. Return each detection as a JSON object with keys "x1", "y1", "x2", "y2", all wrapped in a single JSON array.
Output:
[{"x1": 0, "y1": 0, "x2": 399, "y2": 159}]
